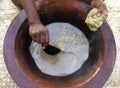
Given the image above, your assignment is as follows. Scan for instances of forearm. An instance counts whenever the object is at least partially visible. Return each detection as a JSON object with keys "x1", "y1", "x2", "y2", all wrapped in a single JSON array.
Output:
[
  {"x1": 82, "y1": 0, "x2": 104, "y2": 5},
  {"x1": 20, "y1": 0, "x2": 41, "y2": 24},
  {"x1": 92, "y1": 0, "x2": 105, "y2": 1}
]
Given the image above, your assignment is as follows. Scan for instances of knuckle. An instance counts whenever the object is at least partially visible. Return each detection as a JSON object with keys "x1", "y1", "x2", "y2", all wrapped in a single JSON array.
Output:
[
  {"x1": 37, "y1": 41, "x2": 41, "y2": 44},
  {"x1": 39, "y1": 30, "x2": 43, "y2": 33},
  {"x1": 46, "y1": 40, "x2": 49, "y2": 43},
  {"x1": 41, "y1": 41, "x2": 45, "y2": 44},
  {"x1": 36, "y1": 39, "x2": 41, "y2": 44},
  {"x1": 32, "y1": 38, "x2": 37, "y2": 42},
  {"x1": 41, "y1": 30, "x2": 47, "y2": 35},
  {"x1": 36, "y1": 31, "x2": 42, "y2": 35},
  {"x1": 46, "y1": 30, "x2": 49, "y2": 33},
  {"x1": 31, "y1": 32, "x2": 38, "y2": 36},
  {"x1": 41, "y1": 39, "x2": 45, "y2": 44},
  {"x1": 31, "y1": 34, "x2": 35, "y2": 37},
  {"x1": 43, "y1": 29, "x2": 48, "y2": 32}
]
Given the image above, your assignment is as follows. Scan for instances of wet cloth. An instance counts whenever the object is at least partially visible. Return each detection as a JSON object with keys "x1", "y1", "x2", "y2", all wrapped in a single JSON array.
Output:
[{"x1": 85, "y1": 8, "x2": 108, "y2": 31}]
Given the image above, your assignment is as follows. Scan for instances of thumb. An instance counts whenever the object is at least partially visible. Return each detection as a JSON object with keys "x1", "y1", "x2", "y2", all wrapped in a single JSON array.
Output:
[{"x1": 97, "y1": 8, "x2": 103, "y2": 17}]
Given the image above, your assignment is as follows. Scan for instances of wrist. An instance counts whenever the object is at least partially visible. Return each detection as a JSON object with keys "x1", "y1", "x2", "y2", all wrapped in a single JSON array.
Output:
[{"x1": 29, "y1": 20, "x2": 42, "y2": 25}]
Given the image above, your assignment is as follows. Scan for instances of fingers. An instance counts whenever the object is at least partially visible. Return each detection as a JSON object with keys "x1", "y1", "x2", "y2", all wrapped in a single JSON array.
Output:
[
  {"x1": 46, "y1": 30, "x2": 50, "y2": 44},
  {"x1": 97, "y1": 4, "x2": 107, "y2": 16},
  {"x1": 31, "y1": 34, "x2": 37, "y2": 42},
  {"x1": 36, "y1": 32, "x2": 41, "y2": 43},
  {"x1": 44, "y1": 29, "x2": 50, "y2": 48},
  {"x1": 40, "y1": 29, "x2": 49, "y2": 49},
  {"x1": 40, "y1": 30, "x2": 46, "y2": 44},
  {"x1": 91, "y1": 0, "x2": 107, "y2": 17}
]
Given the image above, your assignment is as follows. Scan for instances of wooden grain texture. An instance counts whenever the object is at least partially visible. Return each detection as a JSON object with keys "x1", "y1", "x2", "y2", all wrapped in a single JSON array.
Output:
[{"x1": 3, "y1": 1, "x2": 116, "y2": 88}]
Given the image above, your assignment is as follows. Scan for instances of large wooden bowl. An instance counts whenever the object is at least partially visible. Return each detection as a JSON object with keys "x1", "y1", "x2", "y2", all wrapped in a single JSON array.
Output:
[{"x1": 4, "y1": 1, "x2": 116, "y2": 88}]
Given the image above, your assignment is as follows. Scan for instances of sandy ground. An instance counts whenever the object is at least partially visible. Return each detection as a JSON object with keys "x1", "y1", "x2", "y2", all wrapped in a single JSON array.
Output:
[{"x1": 0, "y1": 0, "x2": 120, "y2": 88}]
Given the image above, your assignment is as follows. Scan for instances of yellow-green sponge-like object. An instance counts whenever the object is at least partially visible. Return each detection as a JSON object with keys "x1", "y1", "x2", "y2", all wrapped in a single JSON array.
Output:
[{"x1": 85, "y1": 8, "x2": 108, "y2": 31}]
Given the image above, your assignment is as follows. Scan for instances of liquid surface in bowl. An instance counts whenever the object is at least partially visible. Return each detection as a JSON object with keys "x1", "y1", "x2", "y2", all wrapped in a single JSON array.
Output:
[{"x1": 29, "y1": 22, "x2": 89, "y2": 77}]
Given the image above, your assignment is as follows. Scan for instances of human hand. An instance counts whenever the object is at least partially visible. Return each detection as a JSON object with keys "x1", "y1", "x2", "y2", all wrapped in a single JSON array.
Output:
[
  {"x1": 91, "y1": 0, "x2": 108, "y2": 16},
  {"x1": 29, "y1": 23, "x2": 50, "y2": 48}
]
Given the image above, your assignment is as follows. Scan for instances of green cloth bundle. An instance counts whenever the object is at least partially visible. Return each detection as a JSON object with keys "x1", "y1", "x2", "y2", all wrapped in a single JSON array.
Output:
[{"x1": 85, "y1": 8, "x2": 108, "y2": 31}]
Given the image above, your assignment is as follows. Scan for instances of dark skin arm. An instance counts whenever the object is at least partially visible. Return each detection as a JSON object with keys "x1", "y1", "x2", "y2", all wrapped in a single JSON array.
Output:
[
  {"x1": 19, "y1": 0, "x2": 106, "y2": 48},
  {"x1": 20, "y1": 0, "x2": 49, "y2": 49},
  {"x1": 91, "y1": 0, "x2": 107, "y2": 16}
]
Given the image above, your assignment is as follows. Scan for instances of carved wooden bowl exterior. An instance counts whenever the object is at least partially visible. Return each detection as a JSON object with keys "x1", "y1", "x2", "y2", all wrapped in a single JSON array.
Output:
[{"x1": 4, "y1": 1, "x2": 116, "y2": 88}]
